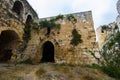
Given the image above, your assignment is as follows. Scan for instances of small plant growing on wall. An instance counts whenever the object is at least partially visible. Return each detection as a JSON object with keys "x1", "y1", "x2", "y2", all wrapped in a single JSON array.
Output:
[
  {"x1": 90, "y1": 31, "x2": 120, "y2": 79},
  {"x1": 30, "y1": 14, "x2": 77, "y2": 32},
  {"x1": 21, "y1": 24, "x2": 32, "y2": 52},
  {"x1": 23, "y1": 24, "x2": 31, "y2": 43},
  {"x1": 101, "y1": 25, "x2": 108, "y2": 30},
  {"x1": 39, "y1": 19, "x2": 61, "y2": 35},
  {"x1": 70, "y1": 29, "x2": 83, "y2": 46},
  {"x1": 66, "y1": 14, "x2": 77, "y2": 24},
  {"x1": 55, "y1": 14, "x2": 64, "y2": 21},
  {"x1": 31, "y1": 22, "x2": 40, "y2": 32},
  {"x1": 101, "y1": 25, "x2": 109, "y2": 33},
  {"x1": 115, "y1": 24, "x2": 118, "y2": 29}
]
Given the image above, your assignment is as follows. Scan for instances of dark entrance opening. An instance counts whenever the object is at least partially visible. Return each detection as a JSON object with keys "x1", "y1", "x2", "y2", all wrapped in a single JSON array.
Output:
[
  {"x1": 0, "y1": 30, "x2": 19, "y2": 62},
  {"x1": 47, "y1": 27, "x2": 51, "y2": 35},
  {"x1": 23, "y1": 15, "x2": 33, "y2": 42},
  {"x1": 20, "y1": 15, "x2": 33, "y2": 52},
  {"x1": 12, "y1": 1, "x2": 23, "y2": 15},
  {"x1": 41, "y1": 41, "x2": 55, "y2": 63},
  {"x1": 26, "y1": 15, "x2": 33, "y2": 26}
]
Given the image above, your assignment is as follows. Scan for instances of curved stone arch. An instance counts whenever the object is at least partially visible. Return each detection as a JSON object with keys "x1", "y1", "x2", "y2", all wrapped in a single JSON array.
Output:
[
  {"x1": 26, "y1": 13, "x2": 33, "y2": 20},
  {"x1": 0, "y1": 30, "x2": 21, "y2": 62},
  {"x1": 0, "y1": 27, "x2": 23, "y2": 41},
  {"x1": 12, "y1": 0, "x2": 24, "y2": 16},
  {"x1": 39, "y1": 40, "x2": 56, "y2": 63}
]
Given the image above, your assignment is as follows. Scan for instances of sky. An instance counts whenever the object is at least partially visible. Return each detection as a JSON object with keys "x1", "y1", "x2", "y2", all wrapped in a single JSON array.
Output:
[{"x1": 27, "y1": 0, "x2": 118, "y2": 30}]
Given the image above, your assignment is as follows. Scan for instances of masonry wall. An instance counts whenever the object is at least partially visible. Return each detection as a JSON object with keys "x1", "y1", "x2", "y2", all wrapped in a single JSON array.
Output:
[
  {"x1": 0, "y1": 0, "x2": 38, "y2": 62},
  {"x1": 0, "y1": 0, "x2": 98, "y2": 65},
  {"x1": 26, "y1": 11, "x2": 99, "y2": 65}
]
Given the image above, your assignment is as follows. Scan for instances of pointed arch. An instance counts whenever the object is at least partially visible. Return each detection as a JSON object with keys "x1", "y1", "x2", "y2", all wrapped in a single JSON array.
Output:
[
  {"x1": 41, "y1": 41, "x2": 55, "y2": 63},
  {"x1": 26, "y1": 15, "x2": 33, "y2": 26}
]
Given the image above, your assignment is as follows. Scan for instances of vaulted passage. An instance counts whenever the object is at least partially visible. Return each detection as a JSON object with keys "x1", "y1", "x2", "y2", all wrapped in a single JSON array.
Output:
[
  {"x1": 41, "y1": 41, "x2": 55, "y2": 63},
  {"x1": 0, "y1": 30, "x2": 19, "y2": 62}
]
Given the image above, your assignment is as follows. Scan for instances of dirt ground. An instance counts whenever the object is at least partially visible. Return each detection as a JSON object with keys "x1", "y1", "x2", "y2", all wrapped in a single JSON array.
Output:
[{"x1": 0, "y1": 63, "x2": 115, "y2": 80}]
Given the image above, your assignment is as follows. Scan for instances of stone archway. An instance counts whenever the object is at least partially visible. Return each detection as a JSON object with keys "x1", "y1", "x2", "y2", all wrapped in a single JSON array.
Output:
[
  {"x1": 26, "y1": 15, "x2": 33, "y2": 26},
  {"x1": 41, "y1": 41, "x2": 55, "y2": 63},
  {"x1": 23, "y1": 15, "x2": 33, "y2": 42},
  {"x1": 0, "y1": 30, "x2": 20, "y2": 62},
  {"x1": 12, "y1": 1, "x2": 23, "y2": 16}
]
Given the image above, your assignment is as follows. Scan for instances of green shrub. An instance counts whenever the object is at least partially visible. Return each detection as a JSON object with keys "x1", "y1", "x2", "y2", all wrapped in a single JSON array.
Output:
[
  {"x1": 39, "y1": 19, "x2": 60, "y2": 29},
  {"x1": 70, "y1": 29, "x2": 83, "y2": 46},
  {"x1": 31, "y1": 22, "x2": 40, "y2": 32},
  {"x1": 39, "y1": 20, "x2": 49, "y2": 28},
  {"x1": 114, "y1": 32, "x2": 120, "y2": 44},
  {"x1": 90, "y1": 31, "x2": 120, "y2": 79},
  {"x1": 17, "y1": 58, "x2": 33, "y2": 64},
  {"x1": 82, "y1": 64, "x2": 101, "y2": 69},
  {"x1": 55, "y1": 14, "x2": 64, "y2": 20},
  {"x1": 102, "y1": 65, "x2": 120, "y2": 79},
  {"x1": 115, "y1": 24, "x2": 118, "y2": 29},
  {"x1": 66, "y1": 14, "x2": 77, "y2": 24},
  {"x1": 24, "y1": 25, "x2": 31, "y2": 42},
  {"x1": 101, "y1": 25, "x2": 108, "y2": 30}
]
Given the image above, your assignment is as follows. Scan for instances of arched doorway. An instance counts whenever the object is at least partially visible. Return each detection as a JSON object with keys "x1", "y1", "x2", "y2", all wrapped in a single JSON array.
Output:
[
  {"x1": 26, "y1": 15, "x2": 33, "y2": 26},
  {"x1": 12, "y1": 1, "x2": 23, "y2": 15},
  {"x1": 0, "y1": 30, "x2": 20, "y2": 62},
  {"x1": 23, "y1": 15, "x2": 33, "y2": 42},
  {"x1": 41, "y1": 41, "x2": 55, "y2": 63}
]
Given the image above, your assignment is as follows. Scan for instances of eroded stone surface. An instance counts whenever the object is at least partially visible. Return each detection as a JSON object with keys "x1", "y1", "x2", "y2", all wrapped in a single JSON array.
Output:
[{"x1": 0, "y1": 0, "x2": 98, "y2": 65}]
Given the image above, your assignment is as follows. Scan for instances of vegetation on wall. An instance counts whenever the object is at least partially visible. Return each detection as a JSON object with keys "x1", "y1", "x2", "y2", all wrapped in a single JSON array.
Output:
[
  {"x1": 115, "y1": 24, "x2": 118, "y2": 29},
  {"x1": 31, "y1": 14, "x2": 65, "y2": 33},
  {"x1": 30, "y1": 14, "x2": 77, "y2": 31},
  {"x1": 23, "y1": 25, "x2": 31, "y2": 42},
  {"x1": 31, "y1": 22, "x2": 40, "y2": 32},
  {"x1": 70, "y1": 29, "x2": 83, "y2": 46},
  {"x1": 101, "y1": 23, "x2": 118, "y2": 31},
  {"x1": 39, "y1": 19, "x2": 61, "y2": 29},
  {"x1": 54, "y1": 14, "x2": 64, "y2": 21},
  {"x1": 23, "y1": 14, "x2": 77, "y2": 45},
  {"x1": 90, "y1": 31, "x2": 120, "y2": 79},
  {"x1": 66, "y1": 14, "x2": 77, "y2": 24},
  {"x1": 101, "y1": 25, "x2": 108, "y2": 30},
  {"x1": 20, "y1": 24, "x2": 32, "y2": 52}
]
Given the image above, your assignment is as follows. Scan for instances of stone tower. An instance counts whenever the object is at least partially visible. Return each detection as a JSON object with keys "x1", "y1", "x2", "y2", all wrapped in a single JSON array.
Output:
[{"x1": 97, "y1": 22, "x2": 118, "y2": 49}]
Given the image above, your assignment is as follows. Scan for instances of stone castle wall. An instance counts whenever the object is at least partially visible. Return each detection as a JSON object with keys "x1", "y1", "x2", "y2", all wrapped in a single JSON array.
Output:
[
  {"x1": 0, "y1": 0, "x2": 98, "y2": 65},
  {"x1": 27, "y1": 11, "x2": 99, "y2": 64},
  {"x1": 0, "y1": 0, "x2": 38, "y2": 63}
]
